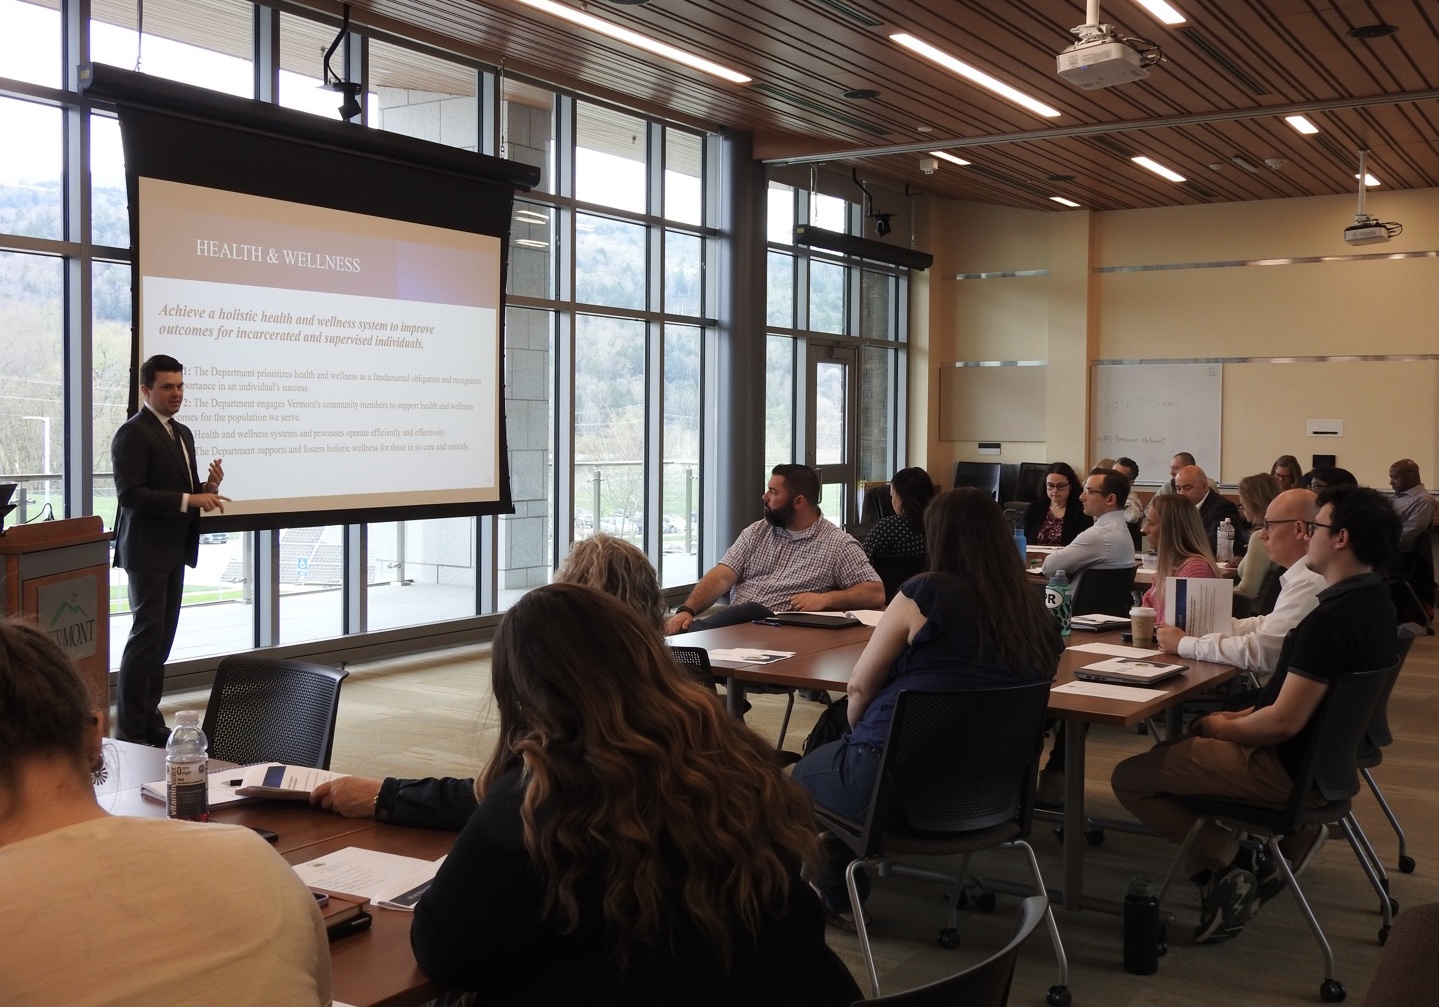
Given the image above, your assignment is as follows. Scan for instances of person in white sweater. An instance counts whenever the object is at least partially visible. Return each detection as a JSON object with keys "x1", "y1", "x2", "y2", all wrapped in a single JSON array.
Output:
[{"x1": 0, "y1": 619, "x2": 332, "y2": 1007}]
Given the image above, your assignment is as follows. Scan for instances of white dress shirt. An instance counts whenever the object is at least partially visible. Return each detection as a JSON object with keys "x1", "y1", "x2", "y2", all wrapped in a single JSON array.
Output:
[
  {"x1": 1040, "y1": 509, "x2": 1134, "y2": 578},
  {"x1": 1177, "y1": 554, "x2": 1327, "y2": 678}
]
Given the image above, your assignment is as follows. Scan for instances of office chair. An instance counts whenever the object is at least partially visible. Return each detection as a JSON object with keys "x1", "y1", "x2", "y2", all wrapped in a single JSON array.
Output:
[
  {"x1": 851, "y1": 895, "x2": 1049, "y2": 1007},
  {"x1": 812, "y1": 684, "x2": 1070, "y2": 1005},
  {"x1": 869, "y1": 553, "x2": 927, "y2": 603},
  {"x1": 1154, "y1": 662, "x2": 1396, "y2": 1003},
  {"x1": 669, "y1": 645, "x2": 719, "y2": 693},
  {"x1": 953, "y1": 462, "x2": 1002, "y2": 502},
  {"x1": 201, "y1": 656, "x2": 349, "y2": 769}
]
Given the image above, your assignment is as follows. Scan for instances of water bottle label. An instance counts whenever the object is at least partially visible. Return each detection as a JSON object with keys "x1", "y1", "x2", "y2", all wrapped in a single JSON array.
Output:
[
  {"x1": 167, "y1": 758, "x2": 208, "y2": 785},
  {"x1": 167, "y1": 759, "x2": 209, "y2": 820}
]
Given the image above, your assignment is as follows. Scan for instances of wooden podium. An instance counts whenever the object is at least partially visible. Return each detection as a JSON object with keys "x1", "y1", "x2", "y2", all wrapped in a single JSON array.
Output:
[{"x1": 0, "y1": 516, "x2": 112, "y2": 730}]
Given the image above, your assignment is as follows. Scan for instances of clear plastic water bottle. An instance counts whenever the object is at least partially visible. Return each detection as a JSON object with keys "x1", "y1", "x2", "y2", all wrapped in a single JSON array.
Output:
[
  {"x1": 166, "y1": 710, "x2": 209, "y2": 822},
  {"x1": 1013, "y1": 522, "x2": 1028, "y2": 567},
  {"x1": 1217, "y1": 517, "x2": 1235, "y2": 564},
  {"x1": 1123, "y1": 876, "x2": 1161, "y2": 974},
  {"x1": 1045, "y1": 569, "x2": 1072, "y2": 637}
]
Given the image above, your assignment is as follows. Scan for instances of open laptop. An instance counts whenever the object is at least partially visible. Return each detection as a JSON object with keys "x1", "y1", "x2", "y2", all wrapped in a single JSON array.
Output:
[{"x1": 1074, "y1": 657, "x2": 1186, "y2": 686}]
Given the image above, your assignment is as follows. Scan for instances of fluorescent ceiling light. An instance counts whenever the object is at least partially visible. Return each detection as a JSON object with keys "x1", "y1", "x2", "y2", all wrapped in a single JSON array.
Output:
[
  {"x1": 928, "y1": 150, "x2": 971, "y2": 166},
  {"x1": 515, "y1": 238, "x2": 550, "y2": 248},
  {"x1": 890, "y1": 33, "x2": 1061, "y2": 118},
  {"x1": 1133, "y1": 0, "x2": 1186, "y2": 25},
  {"x1": 515, "y1": 209, "x2": 550, "y2": 223},
  {"x1": 514, "y1": 0, "x2": 751, "y2": 84},
  {"x1": 1131, "y1": 155, "x2": 1186, "y2": 182},
  {"x1": 1050, "y1": 196, "x2": 1082, "y2": 207},
  {"x1": 1284, "y1": 114, "x2": 1320, "y2": 135},
  {"x1": 1355, "y1": 173, "x2": 1381, "y2": 187}
]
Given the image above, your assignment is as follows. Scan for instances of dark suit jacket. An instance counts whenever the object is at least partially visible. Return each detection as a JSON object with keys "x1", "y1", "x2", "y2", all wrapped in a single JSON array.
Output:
[
  {"x1": 1196, "y1": 490, "x2": 1243, "y2": 557},
  {"x1": 112, "y1": 407, "x2": 202, "y2": 572},
  {"x1": 1023, "y1": 497, "x2": 1093, "y2": 546}
]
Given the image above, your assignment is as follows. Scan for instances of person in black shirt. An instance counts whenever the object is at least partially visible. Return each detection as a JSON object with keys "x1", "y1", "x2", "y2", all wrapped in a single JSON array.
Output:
[{"x1": 1111, "y1": 486, "x2": 1399, "y2": 944}]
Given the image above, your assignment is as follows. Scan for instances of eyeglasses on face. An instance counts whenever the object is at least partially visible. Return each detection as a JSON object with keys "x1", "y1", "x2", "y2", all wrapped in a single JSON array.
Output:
[
  {"x1": 1258, "y1": 518, "x2": 1302, "y2": 532},
  {"x1": 1305, "y1": 520, "x2": 1334, "y2": 536},
  {"x1": 1044, "y1": 482, "x2": 1068, "y2": 491}
]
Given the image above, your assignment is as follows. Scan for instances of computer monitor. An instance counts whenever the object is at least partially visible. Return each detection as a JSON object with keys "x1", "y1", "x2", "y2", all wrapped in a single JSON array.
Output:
[{"x1": 953, "y1": 462, "x2": 1002, "y2": 502}]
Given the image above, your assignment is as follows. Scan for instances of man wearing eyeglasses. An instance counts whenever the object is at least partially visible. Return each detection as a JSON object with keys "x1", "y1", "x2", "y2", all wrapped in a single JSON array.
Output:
[
  {"x1": 1038, "y1": 468, "x2": 1136, "y2": 579},
  {"x1": 1155, "y1": 489, "x2": 1327, "y2": 681},
  {"x1": 1113, "y1": 486, "x2": 1399, "y2": 945}
]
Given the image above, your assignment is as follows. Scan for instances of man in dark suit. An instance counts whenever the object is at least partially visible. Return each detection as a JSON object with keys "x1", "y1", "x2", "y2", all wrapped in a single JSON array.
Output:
[
  {"x1": 1176, "y1": 463, "x2": 1244, "y2": 557},
  {"x1": 112, "y1": 354, "x2": 229, "y2": 745}
]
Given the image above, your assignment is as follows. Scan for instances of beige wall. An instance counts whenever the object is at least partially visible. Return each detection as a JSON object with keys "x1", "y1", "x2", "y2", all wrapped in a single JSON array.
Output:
[{"x1": 917, "y1": 184, "x2": 1439, "y2": 490}]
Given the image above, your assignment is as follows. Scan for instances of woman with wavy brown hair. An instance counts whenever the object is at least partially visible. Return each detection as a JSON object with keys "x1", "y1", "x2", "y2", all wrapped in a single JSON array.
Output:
[
  {"x1": 410, "y1": 583, "x2": 861, "y2": 1005},
  {"x1": 1140, "y1": 493, "x2": 1221, "y2": 623}
]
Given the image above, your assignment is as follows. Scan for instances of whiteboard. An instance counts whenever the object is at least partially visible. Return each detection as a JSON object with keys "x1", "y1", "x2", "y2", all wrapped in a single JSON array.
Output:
[{"x1": 1091, "y1": 363, "x2": 1222, "y2": 483}]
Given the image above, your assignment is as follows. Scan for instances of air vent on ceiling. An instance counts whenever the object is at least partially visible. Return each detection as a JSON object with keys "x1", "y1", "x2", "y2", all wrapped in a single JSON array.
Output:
[
  {"x1": 1088, "y1": 134, "x2": 1135, "y2": 159},
  {"x1": 751, "y1": 82, "x2": 891, "y2": 136},
  {"x1": 1315, "y1": 135, "x2": 1357, "y2": 167},
  {"x1": 964, "y1": 163, "x2": 1055, "y2": 200},
  {"x1": 1182, "y1": 180, "x2": 1218, "y2": 199},
  {"x1": 811, "y1": 0, "x2": 883, "y2": 28},
  {"x1": 1178, "y1": 29, "x2": 1271, "y2": 97}
]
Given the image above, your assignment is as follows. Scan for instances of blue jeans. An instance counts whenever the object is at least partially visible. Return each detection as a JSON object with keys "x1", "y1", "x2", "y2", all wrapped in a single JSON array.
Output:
[{"x1": 791, "y1": 738, "x2": 883, "y2": 912}]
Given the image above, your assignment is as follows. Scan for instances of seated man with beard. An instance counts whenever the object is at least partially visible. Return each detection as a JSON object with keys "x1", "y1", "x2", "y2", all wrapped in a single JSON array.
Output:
[{"x1": 665, "y1": 464, "x2": 883, "y2": 633}]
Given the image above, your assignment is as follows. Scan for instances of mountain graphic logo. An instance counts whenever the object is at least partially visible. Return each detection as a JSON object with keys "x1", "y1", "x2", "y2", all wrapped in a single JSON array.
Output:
[{"x1": 48, "y1": 595, "x2": 92, "y2": 626}]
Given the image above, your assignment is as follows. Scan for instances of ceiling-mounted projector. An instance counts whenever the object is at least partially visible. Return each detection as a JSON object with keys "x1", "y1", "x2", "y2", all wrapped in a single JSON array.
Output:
[
  {"x1": 1056, "y1": 2, "x2": 1161, "y2": 90},
  {"x1": 1344, "y1": 149, "x2": 1402, "y2": 246},
  {"x1": 1056, "y1": 39, "x2": 1148, "y2": 90}
]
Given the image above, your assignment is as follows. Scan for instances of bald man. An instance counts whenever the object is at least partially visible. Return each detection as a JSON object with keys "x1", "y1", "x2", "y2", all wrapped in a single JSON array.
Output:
[
  {"x1": 1388, "y1": 459, "x2": 1435, "y2": 554},
  {"x1": 1176, "y1": 464, "x2": 1242, "y2": 556}
]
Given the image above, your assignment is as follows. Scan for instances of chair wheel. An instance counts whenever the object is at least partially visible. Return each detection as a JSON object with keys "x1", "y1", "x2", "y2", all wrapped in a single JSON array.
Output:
[
  {"x1": 1379, "y1": 926, "x2": 1390, "y2": 945},
  {"x1": 1320, "y1": 979, "x2": 1346, "y2": 1002},
  {"x1": 1399, "y1": 855, "x2": 1416, "y2": 874},
  {"x1": 1085, "y1": 829, "x2": 1105, "y2": 847},
  {"x1": 1046, "y1": 985, "x2": 1072, "y2": 1007},
  {"x1": 1388, "y1": 898, "x2": 1399, "y2": 915},
  {"x1": 937, "y1": 928, "x2": 960, "y2": 950},
  {"x1": 975, "y1": 892, "x2": 997, "y2": 913}
]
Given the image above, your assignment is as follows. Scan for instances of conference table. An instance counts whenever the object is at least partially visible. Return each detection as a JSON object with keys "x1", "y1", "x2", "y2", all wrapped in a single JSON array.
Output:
[
  {"x1": 97, "y1": 742, "x2": 451, "y2": 1007},
  {"x1": 670, "y1": 619, "x2": 1237, "y2": 913}
]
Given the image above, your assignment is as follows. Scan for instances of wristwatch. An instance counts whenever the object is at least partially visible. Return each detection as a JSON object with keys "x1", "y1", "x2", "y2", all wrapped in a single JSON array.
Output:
[{"x1": 677, "y1": 604, "x2": 697, "y2": 618}]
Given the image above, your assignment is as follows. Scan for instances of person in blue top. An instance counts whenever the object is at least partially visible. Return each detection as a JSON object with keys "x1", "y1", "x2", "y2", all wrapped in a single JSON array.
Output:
[{"x1": 790, "y1": 487, "x2": 1064, "y2": 929}]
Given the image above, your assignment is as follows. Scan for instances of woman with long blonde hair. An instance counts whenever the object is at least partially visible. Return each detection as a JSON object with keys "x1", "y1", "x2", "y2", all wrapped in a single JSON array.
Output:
[
  {"x1": 1141, "y1": 493, "x2": 1221, "y2": 623},
  {"x1": 411, "y1": 584, "x2": 861, "y2": 1005}
]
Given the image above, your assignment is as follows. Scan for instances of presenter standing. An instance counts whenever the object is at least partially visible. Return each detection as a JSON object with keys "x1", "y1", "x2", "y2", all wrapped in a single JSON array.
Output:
[{"x1": 111, "y1": 354, "x2": 228, "y2": 745}]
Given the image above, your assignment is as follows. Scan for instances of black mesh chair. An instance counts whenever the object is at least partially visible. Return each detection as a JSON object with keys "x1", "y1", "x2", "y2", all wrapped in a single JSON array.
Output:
[
  {"x1": 669, "y1": 645, "x2": 719, "y2": 693},
  {"x1": 1154, "y1": 662, "x2": 1396, "y2": 1003},
  {"x1": 812, "y1": 684, "x2": 1070, "y2": 1004},
  {"x1": 851, "y1": 895, "x2": 1048, "y2": 1007},
  {"x1": 1344, "y1": 624, "x2": 1424, "y2": 894},
  {"x1": 1070, "y1": 565, "x2": 1137, "y2": 617},
  {"x1": 201, "y1": 656, "x2": 349, "y2": 769},
  {"x1": 870, "y1": 553, "x2": 927, "y2": 604}
]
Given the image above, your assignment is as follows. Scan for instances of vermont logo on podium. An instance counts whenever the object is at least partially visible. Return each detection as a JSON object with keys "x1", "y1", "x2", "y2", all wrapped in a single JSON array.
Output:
[{"x1": 39, "y1": 576, "x2": 99, "y2": 660}]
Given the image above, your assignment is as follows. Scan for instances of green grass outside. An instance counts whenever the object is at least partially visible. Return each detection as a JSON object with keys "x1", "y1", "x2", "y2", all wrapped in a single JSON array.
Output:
[{"x1": 108, "y1": 583, "x2": 246, "y2": 614}]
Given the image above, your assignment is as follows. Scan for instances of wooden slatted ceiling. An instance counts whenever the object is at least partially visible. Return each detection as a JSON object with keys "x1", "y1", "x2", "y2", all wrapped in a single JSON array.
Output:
[{"x1": 71, "y1": 0, "x2": 1439, "y2": 210}]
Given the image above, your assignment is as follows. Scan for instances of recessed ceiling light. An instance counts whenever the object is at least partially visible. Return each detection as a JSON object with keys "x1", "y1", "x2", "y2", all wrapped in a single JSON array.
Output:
[
  {"x1": 1354, "y1": 172, "x2": 1381, "y2": 187},
  {"x1": 1283, "y1": 114, "x2": 1320, "y2": 135},
  {"x1": 1131, "y1": 156, "x2": 1186, "y2": 182},
  {"x1": 1050, "y1": 196, "x2": 1083, "y2": 207},
  {"x1": 890, "y1": 33, "x2": 1061, "y2": 118},
  {"x1": 1133, "y1": 0, "x2": 1186, "y2": 25},
  {"x1": 1349, "y1": 23, "x2": 1397, "y2": 39},
  {"x1": 514, "y1": 0, "x2": 751, "y2": 83},
  {"x1": 928, "y1": 150, "x2": 971, "y2": 166}
]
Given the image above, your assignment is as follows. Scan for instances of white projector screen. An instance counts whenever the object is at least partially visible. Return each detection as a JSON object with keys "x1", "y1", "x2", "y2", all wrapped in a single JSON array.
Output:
[{"x1": 137, "y1": 176, "x2": 504, "y2": 520}]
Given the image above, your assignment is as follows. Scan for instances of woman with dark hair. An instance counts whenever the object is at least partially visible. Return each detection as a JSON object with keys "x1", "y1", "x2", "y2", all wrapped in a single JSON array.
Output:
[
  {"x1": 410, "y1": 584, "x2": 861, "y2": 1005},
  {"x1": 1140, "y1": 494, "x2": 1221, "y2": 623},
  {"x1": 791, "y1": 488, "x2": 1063, "y2": 927},
  {"x1": 1023, "y1": 462, "x2": 1092, "y2": 546},
  {"x1": 1270, "y1": 455, "x2": 1303, "y2": 492},
  {"x1": 862, "y1": 466, "x2": 935, "y2": 559},
  {"x1": 0, "y1": 620, "x2": 331, "y2": 1006}
]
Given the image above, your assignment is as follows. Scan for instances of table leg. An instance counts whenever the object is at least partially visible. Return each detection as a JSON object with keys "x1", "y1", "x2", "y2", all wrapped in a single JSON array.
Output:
[
  {"x1": 726, "y1": 678, "x2": 748, "y2": 719},
  {"x1": 1061, "y1": 719, "x2": 1089, "y2": 912}
]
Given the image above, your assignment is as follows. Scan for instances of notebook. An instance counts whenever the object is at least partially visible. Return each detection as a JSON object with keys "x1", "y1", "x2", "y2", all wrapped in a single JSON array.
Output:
[
  {"x1": 763, "y1": 612, "x2": 862, "y2": 629},
  {"x1": 1074, "y1": 657, "x2": 1186, "y2": 686},
  {"x1": 1069, "y1": 613, "x2": 1131, "y2": 632}
]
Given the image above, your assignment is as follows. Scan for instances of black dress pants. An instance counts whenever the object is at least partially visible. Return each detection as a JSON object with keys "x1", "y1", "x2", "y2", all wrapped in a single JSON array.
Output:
[{"x1": 116, "y1": 564, "x2": 185, "y2": 744}]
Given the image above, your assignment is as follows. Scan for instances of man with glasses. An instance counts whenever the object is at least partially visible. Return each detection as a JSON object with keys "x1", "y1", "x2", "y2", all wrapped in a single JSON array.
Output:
[
  {"x1": 1113, "y1": 486, "x2": 1399, "y2": 945},
  {"x1": 1039, "y1": 468, "x2": 1137, "y2": 579},
  {"x1": 1176, "y1": 463, "x2": 1243, "y2": 556},
  {"x1": 1155, "y1": 489, "x2": 1326, "y2": 681}
]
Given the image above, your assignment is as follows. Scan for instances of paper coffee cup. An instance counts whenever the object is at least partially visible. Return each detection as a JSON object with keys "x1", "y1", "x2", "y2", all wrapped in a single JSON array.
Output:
[{"x1": 1130, "y1": 606, "x2": 1156, "y2": 646}]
